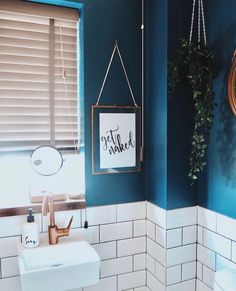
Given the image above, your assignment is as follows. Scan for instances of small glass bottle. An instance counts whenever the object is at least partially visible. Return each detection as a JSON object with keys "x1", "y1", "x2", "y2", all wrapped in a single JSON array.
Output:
[{"x1": 22, "y1": 208, "x2": 40, "y2": 248}]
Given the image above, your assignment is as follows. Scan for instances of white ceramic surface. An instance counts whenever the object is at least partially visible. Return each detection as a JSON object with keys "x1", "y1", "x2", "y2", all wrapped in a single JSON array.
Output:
[
  {"x1": 19, "y1": 240, "x2": 100, "y2": 291},
  {"x1": 214, "y1": 269, "x2": 236, "y2": 291}
]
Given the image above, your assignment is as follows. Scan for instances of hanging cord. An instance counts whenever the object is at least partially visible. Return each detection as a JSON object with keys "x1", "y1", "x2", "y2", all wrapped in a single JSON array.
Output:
[
  {"x1": 200, "y1": 0, "x2": 207, "y2": 45},
  {"x1": 189, "y1": 0, "x2": 207, "y2": 45},
  {"x1": 140, "y1": 0, "x2": 145, "y2": 162},
  {"x1": 189, "y1": 0, "x2": 196, "y2": 44},
  {"x1": 59, "y1": 25, "x2": 78, "y2": 154},
  {"x1": 198, "y1": 0, "x2": 201, "y2": 43},
  {"x1": 96, "y1": 44, "x2": 117, "y2": 105},
  {"x1": 116, "y1": 44, "x2": 138, "y2": 107},
  {"x1": 96, "y1": 41, "x2": 138, "y2": 107}
]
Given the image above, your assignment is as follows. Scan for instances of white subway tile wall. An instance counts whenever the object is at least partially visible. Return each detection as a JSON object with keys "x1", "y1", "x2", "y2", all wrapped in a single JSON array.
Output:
[
  {"x1": 1, "y1": 201, "x2": 236, "y2": 291},
  {"x1": 166, "y1": 265, "x2": 181, "y2": 285},
  {"x1": 166, "y1": 206, "x2": 197, "y2": 229},
  {"x1": 0, "y1": 202, "x2": 147, "y2": 291},
  {"x1": 147, "y1": 202, "x2": 166, "y2": 228},
  {"x1": 146, "y1": 202, "x2": 197, "y2": 291},
  {"x1": 155, "y1": 260, "x2": 166, "y2": 285},
  {"x1": 166, "y1": 279, "x2": 196, "y2": 291},
  {"x1": 134, "y1": 253, "x2": 146, "y2": 271},
  {"x1": 197, "y1": 206, "x2": 236, "y2": 291},
  {"x1": 1, "y1": 256, "x2": 20, "y2": 278},
  {"x1": 182, "y1": 261, "x2": 196, "y2": 281},
  {"x1": 166, "y1": 228, "x2": 182, "y2": 248},
  {"x1": 100, "y1": 256, "x2": 133, "y2": 278},
  {"x1": 147, "y1": 271, "x2": 165, "y2": 291},
  {"x1": 198, "y1": 207, "x2": 217, "y2": 232},
  {"x1": 166, "y1": 244, "x2": 196, "y2": 267},
  {"x1": 117, "y1": 202, "x2": 146, "y2": 222},
  {"x1": 146, "y1": 254, "x2": 156, "y2": 275}
]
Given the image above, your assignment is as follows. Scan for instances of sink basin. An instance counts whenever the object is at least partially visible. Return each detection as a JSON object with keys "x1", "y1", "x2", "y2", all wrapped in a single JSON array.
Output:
[{"x1": 19, "y1": 240, "x2": 100, "y2": 291}]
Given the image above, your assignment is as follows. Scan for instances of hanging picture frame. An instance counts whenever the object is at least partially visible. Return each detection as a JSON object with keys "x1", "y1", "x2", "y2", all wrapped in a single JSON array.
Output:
[
  {"x1": 91, "y1": 41, "x2": 142, "y2": 175},
  {"x1": 91, "y1": 105, "x2": 141, "y2": 175}
]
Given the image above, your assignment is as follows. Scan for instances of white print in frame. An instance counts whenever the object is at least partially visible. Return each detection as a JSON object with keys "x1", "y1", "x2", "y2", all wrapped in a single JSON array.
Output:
[{"x1": 99, "y1": 113, "x2": 136, "y2": 169}]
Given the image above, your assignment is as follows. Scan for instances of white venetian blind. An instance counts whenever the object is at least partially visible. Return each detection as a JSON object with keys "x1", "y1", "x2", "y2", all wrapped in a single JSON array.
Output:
[{"x1": 0, "y1": 1, "x2": 80, "y2": 152}]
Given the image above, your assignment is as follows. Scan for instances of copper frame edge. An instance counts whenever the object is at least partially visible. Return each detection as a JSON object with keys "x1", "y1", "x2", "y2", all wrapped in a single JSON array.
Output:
[
  {"x1": 228, "y1": 50, "x2": 236, "y2": 116},
  {"x1": 91, "y1": 104, "x2": 142, "y2": 175}
]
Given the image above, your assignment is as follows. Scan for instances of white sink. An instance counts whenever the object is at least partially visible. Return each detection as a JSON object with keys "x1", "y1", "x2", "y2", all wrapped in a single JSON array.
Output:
[{"x1": 19, "y1": 240, "x2": 100, "y2": 291}]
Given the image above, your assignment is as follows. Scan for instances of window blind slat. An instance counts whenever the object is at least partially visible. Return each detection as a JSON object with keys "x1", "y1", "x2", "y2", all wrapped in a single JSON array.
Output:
[
  {"x1": 0, "y1": 89, "x2": 50, "y2": 99},
  {"x1": 0, "y1": 141, "x2": 52, "y2": 152},
  {"x1": 0, "y1": 81, "x2": 77, "y2": 92},
  {"x1": 0, "y1": 28, "x2": 49, "y2": 41},
  {"x1": 0, "y1": 55, "x2": 48, "y2": 66},
  {"x1": 54, "y1": 34, "x2": 76, "y2": 44},
  {"x1": 54, "y1": 59, "x2": 77, "y2": 68},
  {"x1": 0, "y1": 107, "x2": 49, "y2": 115},
  {"x1": 0, "y1": 18, "x2": 49, "y2": 32},
  {"x1": 0, "y1": 4, "x2": 80, "y2": 152},
  {"x1": 0, "y1": 37, "x2": 49, "y2": 50},
  {"x1": 0, "y1": 11, "x2": 49, "y2": 25},
  {"x1": 0, "y1": 90, "x2": 77, "y2": 100},
  {"x1": 0, "y1": 1, "x2": 79, "y2": 22},
  {"x1": 0, "y1": 98, "x2": 49, "y2": 107},
  {"x1": 0, "y1": 64, "x2": 77, "y2": 76},
  {"x1": 0, "y1": 98, "x2": 77, "y2": 107},
  {"x1": 0, "y1": 46, "x2": 49, "y2": 58},
  {"x1": 1, "y1": 46, "x2": 78, "y2": 61},
  {"x1": 54, "y1": 27, "x2": 77, "y2": 37},
  {"x1": 0, "y1": 132, "x2": 50, "y2": 141},
  {"x1": 0, "y1": 116, "x2": 51, "y2": 124},
  {"x1": 54, "y1": 43, "x2": 77, "y2": 53},
  {"x1": 0, "y1": 72, "x2": 49, "y2": 82},
  {"x1": 0, "y1": 124, "x2": 77, "y2": 132}
]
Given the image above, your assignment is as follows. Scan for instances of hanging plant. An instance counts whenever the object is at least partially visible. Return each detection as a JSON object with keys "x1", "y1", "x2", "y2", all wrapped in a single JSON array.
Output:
[
  {"x1": 168, "y1": 60, "x2": 179, "y2": 99},
  {"x1": 180, "y1": 39, "x2": 216, "y2": 183},
  {"x1": 168, "y1": 0, "x2": 217, "y2": 185}
]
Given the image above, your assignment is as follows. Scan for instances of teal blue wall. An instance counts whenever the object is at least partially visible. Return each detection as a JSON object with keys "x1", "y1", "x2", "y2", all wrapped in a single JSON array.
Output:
[
  {"x1": 166, "y1": 0, "x2": 236, "y2": 216},
  {"x1": 33, "y1": 0, "x2": 145, "y2": 206},
  {"x1": 145, "y1": 0, "x2": 198, "y2": 210},
  {"x1": 167, "y1": 0, "x2": 197, "y2": 209},
  {"x1": 82, "y1": 0, "x2": 145, "y2": 206},
  {"x1": 145, "y1": 0, "x2": 168, "y2": 209},
  {"x1": 198, "y1": 0, "x2": 236, "y2": 219},
  {"x1": 81, "y1": 0, "x2": 236, "y2": 216}
]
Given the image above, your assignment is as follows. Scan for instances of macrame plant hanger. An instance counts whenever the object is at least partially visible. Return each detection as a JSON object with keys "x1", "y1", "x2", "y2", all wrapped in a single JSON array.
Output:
[
  {"x1": 95, "y1": 40, "x2": 138, "y2": 107},
  {"x1": 189, "y1": 0, "x2": 207, "y2": 45}
]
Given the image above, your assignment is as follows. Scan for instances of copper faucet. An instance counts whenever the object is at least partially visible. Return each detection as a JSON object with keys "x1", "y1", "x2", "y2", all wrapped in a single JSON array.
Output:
[{"x1": 42, "y1": 195, "x2": 73, "y2": 245}]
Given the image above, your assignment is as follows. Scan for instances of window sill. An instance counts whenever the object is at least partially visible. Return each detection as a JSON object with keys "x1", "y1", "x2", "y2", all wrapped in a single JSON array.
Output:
[{"x1": 0, "y1": 198, "x2": 86, "y2": 217}]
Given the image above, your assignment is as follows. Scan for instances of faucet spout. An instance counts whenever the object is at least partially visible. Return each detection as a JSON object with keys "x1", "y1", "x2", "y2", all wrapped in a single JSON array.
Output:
[
  {"x1": 42, "y1": 195, "x2": 55, "y2": 227},
  {"x1": 42, "y1": 194, "x2": 73, "y2": 245}
]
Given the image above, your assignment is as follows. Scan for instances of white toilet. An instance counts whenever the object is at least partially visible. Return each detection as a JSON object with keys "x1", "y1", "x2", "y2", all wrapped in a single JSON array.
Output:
[{"x1": 214, "y1": 269, "x2": 236, "y2": 290}]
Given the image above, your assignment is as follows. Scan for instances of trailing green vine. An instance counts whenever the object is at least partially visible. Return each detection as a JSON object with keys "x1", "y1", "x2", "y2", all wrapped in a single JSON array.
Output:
[
  {"x1": 168, "y1": 39, "x2": 216, "y2": 184},
  {"x1": 168, "y1": 60, "x2": 179, "y2": 99}
]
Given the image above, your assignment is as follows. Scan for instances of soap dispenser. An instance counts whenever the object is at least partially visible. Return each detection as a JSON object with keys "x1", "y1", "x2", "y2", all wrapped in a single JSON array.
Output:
[{"x1": 22, "y1": 208, "x2": 40, "y2": 248}]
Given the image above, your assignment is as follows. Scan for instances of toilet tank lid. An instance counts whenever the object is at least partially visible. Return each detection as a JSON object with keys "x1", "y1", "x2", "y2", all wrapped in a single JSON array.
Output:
[{"x1": 215, "y1": 269, "x2": 236, "y2": 290}]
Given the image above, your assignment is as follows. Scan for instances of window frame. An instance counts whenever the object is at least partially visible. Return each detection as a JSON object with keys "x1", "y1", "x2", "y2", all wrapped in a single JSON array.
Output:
[
  {"x1": 0, "y1": 0, "x2": 84, "y2": 155},
  {"x1": 0, "y1": 0, "x2": 85, "y2": 216}
]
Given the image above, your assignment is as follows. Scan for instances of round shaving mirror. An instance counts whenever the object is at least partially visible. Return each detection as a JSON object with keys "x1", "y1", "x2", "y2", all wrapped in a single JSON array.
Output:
[
  {"x1": 228, "y1": 50, "x2": 236, "y2": 115},
  {"x1": 30, "y1": 145, "x2": 63, "y2": 176}
]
